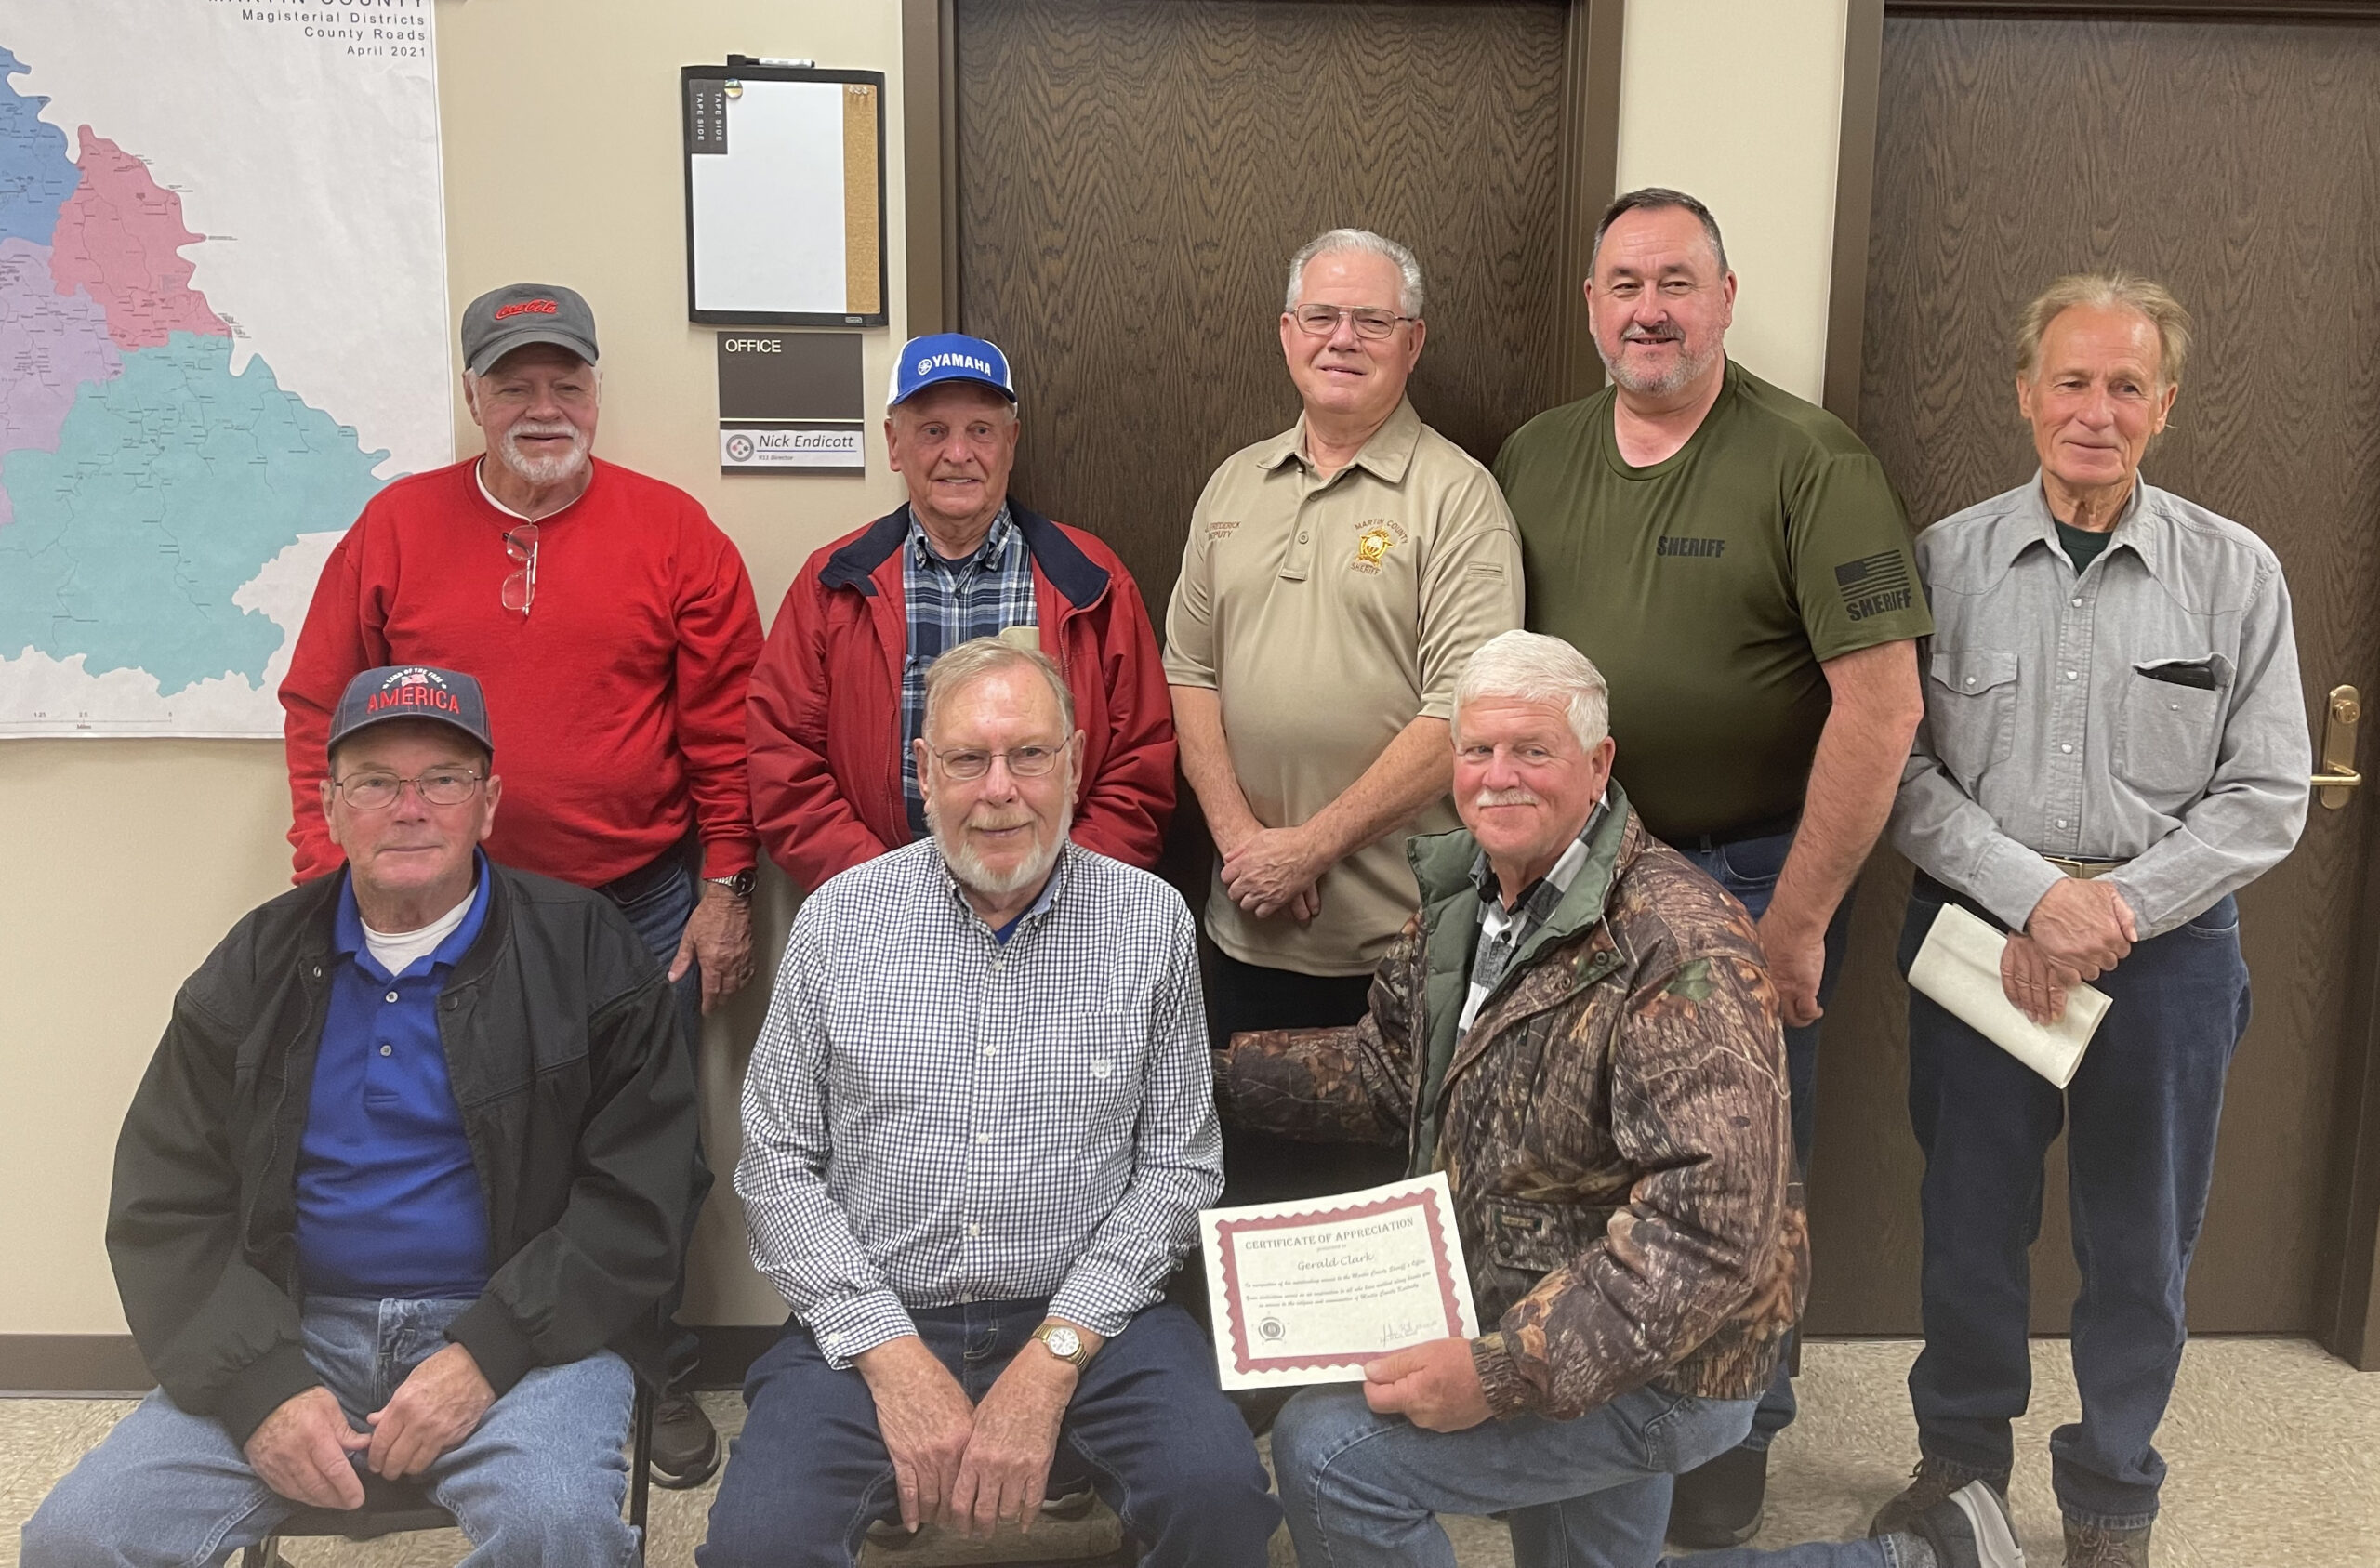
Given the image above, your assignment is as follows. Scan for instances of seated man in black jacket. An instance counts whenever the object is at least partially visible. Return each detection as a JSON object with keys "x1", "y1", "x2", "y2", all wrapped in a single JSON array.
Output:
[{"x1": 23, "y1": 665, "x2": 707, "y2": 1568}]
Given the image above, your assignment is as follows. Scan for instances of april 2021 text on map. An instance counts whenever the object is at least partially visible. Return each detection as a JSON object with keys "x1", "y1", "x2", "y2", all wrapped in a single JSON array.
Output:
[{"x1": 0, "y1": 0, "x2": 449, "y2": 737}]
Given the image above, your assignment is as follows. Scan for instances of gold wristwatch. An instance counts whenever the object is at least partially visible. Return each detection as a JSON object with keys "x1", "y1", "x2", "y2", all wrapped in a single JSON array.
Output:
[{"x1": 1033, "y1": 1322, "x2": 1092, "y2": 1370}]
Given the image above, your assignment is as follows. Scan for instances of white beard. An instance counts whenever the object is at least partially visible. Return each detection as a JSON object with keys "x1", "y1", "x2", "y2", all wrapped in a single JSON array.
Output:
[
  {"x1": 494, "y1": 420, "x2": 591, "y2": 488},
  {"x1": 928, "y1": 798, "x2": 1072, "y2": 903}
]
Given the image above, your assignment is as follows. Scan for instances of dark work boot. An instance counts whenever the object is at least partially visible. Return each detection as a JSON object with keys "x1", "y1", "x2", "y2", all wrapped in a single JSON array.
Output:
[
  {"x1": 2063, "y1": 1518, "x2": 2151, "y2": 1568},
  {"x1": 648, "y1": 1391, "x2": 722, "y2": 1489},
  {"x1": 1872, "y1": 1455, "x2": 2013, "y2": 1538},
  {"x1": 1665, "y1": 1443, "x2": 1767, "y2": 1549}
]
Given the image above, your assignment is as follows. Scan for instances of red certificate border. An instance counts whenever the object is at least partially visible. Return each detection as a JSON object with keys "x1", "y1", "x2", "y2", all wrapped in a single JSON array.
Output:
[{"x1": 1213, "y1": 1186, "x2": 1467, "y2": 1376}]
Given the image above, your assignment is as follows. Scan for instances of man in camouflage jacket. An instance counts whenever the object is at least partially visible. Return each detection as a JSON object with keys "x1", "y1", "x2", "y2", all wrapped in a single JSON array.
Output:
[{"x1": 1230, "y1": 630, "x2": 1808, "y2": 1568}]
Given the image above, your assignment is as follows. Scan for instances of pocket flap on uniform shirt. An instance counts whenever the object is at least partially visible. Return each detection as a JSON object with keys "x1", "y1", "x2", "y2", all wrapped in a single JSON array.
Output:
[{"x1": 1930, "y1": 649, "x2": 2018, "y2": 696}]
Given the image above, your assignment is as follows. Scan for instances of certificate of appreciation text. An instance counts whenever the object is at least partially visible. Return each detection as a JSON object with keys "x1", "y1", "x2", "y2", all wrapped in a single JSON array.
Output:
[{"x1": 1198, "y1": 1173, "x2": 1480, "y2": 1390}]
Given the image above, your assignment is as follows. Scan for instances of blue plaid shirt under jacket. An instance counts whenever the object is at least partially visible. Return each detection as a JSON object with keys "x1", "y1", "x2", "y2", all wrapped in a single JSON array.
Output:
[
  {"x1": 900, "y1": 505, "x2": 1039, "y2": 836},
  {"x1": 735, "y1": 838, "x2": 1223, "y2": 1367}
]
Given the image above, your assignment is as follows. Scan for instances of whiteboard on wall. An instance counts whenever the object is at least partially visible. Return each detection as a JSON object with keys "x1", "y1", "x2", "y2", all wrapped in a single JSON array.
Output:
[{"x1": 681, "y1": 65, "x2": 887, "y2": 326}]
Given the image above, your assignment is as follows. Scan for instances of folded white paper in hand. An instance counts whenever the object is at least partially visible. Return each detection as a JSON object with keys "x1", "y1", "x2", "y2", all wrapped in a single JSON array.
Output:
[{"x1": 1907, "y1": 900, "x2": 2110, "y2": 1087}]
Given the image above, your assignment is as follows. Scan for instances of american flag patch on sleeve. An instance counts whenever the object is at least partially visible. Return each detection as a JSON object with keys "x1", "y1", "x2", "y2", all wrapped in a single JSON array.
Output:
[{"x1": 1834, "y1": 550, "x2": 1916, "y2": 621}]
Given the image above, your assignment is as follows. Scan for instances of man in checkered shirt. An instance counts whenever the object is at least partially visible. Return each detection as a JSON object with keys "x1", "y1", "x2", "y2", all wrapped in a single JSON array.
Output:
[{"x1": 703, "y1": 639, "x2": 1278, "y2": 1567}]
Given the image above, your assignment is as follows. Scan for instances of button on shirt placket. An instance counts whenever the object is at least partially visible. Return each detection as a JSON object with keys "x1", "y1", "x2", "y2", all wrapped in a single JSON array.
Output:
[
  {"x1": 2048, "y1": 556, "x2": 2099, "y2": 849},
  {"x1": 1281, "y1": 457, "x2": 1339, "y2": 583},
  {"x1": 958, "y1": 911, "x2": 995, "y2": 1298}
]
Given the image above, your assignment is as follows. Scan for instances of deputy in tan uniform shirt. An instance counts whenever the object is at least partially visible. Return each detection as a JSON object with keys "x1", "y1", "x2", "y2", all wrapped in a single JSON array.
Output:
[{"x1": 1165, "y1": 228, "x2": 1522, "y2": 1208}]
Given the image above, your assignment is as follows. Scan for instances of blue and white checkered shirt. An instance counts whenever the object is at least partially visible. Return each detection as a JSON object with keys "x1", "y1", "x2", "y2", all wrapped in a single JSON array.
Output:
[
  {"x1": 737, "y1": 838, "x2": 1221, "y2": 1366},
  {"x1": 900, "y1": 506, "x2": 1039, "y2": 837}
]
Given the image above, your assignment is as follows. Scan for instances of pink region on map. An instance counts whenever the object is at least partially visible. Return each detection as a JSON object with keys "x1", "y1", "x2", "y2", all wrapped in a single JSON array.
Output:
[
  {"x1": 0, "y1": 238, "x2": 120, "y2": 526},
  {"x1": 48, "y1": 127, "x2": 229, "y2": 352}
]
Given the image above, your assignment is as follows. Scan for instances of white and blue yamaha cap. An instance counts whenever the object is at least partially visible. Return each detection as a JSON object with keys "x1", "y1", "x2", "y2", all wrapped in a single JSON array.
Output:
[{"x1": 889, "y1": 332, "x2": 1017, "y2": 408}]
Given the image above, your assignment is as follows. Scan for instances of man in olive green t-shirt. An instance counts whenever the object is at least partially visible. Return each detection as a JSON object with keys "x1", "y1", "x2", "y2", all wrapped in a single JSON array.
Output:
[{"x1": 1493, "y1": 188, "x2": 1928, "y2": 1548}]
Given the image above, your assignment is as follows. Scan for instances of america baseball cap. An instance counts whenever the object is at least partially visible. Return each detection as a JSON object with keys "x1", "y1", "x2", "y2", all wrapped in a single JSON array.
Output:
[
  {"x1": 888, "y1": 332, "x2": 1016, "y2": 408},
  {"x1": 459, "y1": 283, "x2": 599, "y2": 376},
  {"x1": 328, "y1": 666, "x2": 495, "y2": 758}
]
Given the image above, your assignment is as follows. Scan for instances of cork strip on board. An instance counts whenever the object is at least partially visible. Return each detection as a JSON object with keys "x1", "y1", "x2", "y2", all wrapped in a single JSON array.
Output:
[{"x1": 844, "y1": 81, "x2": 882, "y2": 318}]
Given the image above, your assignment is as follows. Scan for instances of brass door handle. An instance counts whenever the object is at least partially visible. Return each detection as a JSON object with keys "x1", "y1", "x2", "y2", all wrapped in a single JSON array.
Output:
[{"x1": 2317, "y1": 686, "x2": 2362, "y2": 809}]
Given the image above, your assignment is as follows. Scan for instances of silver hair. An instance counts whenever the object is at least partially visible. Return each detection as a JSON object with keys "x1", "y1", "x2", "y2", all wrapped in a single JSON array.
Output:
[
  {"x1": 921, "y1": 638, "x2": 1077, "y2": 739},
  {"x1": 2016, "y1": 271, "x2": 2192, "y2": 390},
  {"x1": 1452, "y1": 630, "x2": 1610, "y2": 752},
  {"x1": 1284, "y1": 229, "x2": 1426, "y2": 318}
]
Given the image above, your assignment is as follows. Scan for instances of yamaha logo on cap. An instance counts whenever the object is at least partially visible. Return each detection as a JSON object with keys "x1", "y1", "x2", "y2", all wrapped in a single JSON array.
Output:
[{"x1": 889, "y1": 332, "x2": 1017, "y2": 408}]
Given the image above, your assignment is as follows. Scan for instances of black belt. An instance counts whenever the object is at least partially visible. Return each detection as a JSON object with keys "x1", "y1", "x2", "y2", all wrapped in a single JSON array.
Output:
[
  {"x1": 1910, "y1": 871, "x2": 2011, "y2": 933},
  {"x1": 597, "y1": 840, "x2": 694, "y2": 905}
]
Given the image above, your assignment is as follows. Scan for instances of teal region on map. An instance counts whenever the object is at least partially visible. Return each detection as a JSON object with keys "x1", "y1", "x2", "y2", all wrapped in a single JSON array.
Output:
[{"x1": 0, "y1": 43, "x2": 388, "y2": 695}]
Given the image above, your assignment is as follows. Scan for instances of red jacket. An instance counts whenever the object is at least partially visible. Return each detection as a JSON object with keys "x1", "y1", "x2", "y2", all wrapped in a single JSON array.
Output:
[
  {"x1": 282, "y1": 457, "x2": 763, "y2": 887},
  {"x1": 748, "y1": 504, "x2": 1175, "y2": 891}
]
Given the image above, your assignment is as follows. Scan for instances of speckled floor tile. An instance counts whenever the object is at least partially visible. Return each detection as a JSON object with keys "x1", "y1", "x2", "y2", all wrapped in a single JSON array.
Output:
[{"x1": 5, "y1": 1341, "x2": 2373, "y2": 1567}]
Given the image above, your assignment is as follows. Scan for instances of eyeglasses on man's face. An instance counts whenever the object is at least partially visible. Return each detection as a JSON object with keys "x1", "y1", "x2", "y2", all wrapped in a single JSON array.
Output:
[
  {"x1": 331, "y1": 767, "x2": 486, "y2": 811},
  {"x1": 927, "y1": 744, "x2": 1064, "y2": 782},
  {"x1": 1289, "y1": 304, "x2": 1416, "y2": 341}
]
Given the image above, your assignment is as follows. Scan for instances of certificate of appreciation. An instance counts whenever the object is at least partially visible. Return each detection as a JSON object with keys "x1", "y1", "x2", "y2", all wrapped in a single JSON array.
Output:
[{"x1": 1198, "y1": 1173, "x2": 1480, "y2": 1390}]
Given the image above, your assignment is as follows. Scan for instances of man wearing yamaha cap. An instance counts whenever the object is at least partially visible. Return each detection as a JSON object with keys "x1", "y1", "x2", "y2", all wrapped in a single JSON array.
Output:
[
  {"x1": 25, "y1": 666, "x2": 706, "y2": 1566},
  {"x1": 747, "y1": 332, "x2": 1174, "y2": 891},
  {"x1": 278, "y1": 283, "x2": 762, "y2": 1484}
]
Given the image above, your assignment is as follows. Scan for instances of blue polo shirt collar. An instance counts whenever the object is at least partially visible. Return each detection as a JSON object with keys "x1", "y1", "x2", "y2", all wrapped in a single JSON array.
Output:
[{"x1": 334, "y1": 853, "x2": 492, "y2": 982}]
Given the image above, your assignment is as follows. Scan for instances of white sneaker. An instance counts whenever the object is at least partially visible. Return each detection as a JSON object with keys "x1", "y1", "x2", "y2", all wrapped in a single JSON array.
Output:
[{"x1": 1918, "y1": 1479, "x2": 2025, "y2": 1568}]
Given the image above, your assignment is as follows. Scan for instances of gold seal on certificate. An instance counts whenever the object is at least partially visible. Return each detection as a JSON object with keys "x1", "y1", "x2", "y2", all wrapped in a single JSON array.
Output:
[{"x1": 1198, "y1": 1173, "x2": 1481, "y2": 1390}]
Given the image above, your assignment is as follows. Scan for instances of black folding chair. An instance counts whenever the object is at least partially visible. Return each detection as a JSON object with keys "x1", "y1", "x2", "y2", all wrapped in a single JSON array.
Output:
[{"x1": 239, "y1": 1381, "x2": 654, "y2": 1566}]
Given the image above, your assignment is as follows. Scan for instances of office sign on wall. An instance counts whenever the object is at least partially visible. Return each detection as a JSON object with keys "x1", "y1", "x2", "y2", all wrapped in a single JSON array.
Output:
[{"x1": 717, "y1": 330, "x2": 865, "y2": 472}]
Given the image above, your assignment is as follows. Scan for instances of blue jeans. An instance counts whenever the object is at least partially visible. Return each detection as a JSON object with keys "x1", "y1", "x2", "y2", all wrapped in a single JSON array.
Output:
[
  {"x1": 1899, "y1": 882, "x2": 2249, "y2": 1530},
  {"x1": 601, "y1": 846, "x2": 705, "y2": 1064},
  {"x1": 1686, "y1": 1537, "x2": 1919, "y2": 1568},
  {"x1": 698, "y1": 1299, "x2": 1278, "y2": 1567},
  {"x1": 1272, "y1": 1380, "x2": 1759, "y2": 1568},
  {"x1": 22, "y1": 1297, "x2": 637, "y2": 1568},
  {"x1": 1678, "y1": 827, "x2": 1853, "y2": 1450},
  {"x1": 601, "y1": 848, "x2": 706, "y2": 1389}
]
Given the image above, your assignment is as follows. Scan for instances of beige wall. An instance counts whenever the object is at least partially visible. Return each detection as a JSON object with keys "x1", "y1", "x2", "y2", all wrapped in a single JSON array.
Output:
[
  {"x1": 1, "y1": 0, "x2": 1858, "y2": 1342},
  {"x1": 0, "y1": 0, "x2": 908, "y2": 1337},
  {"x1": 1615, "y1": 0, "x2": 1850, "y2": 402}
]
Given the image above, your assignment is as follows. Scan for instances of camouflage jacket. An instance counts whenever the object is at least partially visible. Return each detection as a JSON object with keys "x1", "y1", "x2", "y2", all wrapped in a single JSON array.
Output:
[{"x1": 1217, "y1": 787, "x2": 1806, "y2": 1420}]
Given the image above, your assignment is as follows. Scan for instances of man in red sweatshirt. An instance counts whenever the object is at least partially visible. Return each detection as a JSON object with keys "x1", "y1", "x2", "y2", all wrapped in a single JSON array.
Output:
[
  {"x1": 277, "y1": 282, "x2": 762, "y2": 1488},
  {"x1": 747, "y1": 332, "x2": 1174, "y2": 892}
]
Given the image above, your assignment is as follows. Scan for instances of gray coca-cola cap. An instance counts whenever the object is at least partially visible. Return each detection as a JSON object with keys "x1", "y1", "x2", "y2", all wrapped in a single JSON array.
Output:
[{"x1": 459, "y1": 283, "x2": 599, "y2": 376}]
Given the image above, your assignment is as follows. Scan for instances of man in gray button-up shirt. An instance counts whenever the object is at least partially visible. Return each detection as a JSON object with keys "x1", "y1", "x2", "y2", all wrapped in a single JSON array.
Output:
[
  {"x1": 709, "y1": 639, "x2": 1277, "y2": 1566},
  {"x1": 1876, "y1": 274, "x2": 2308, "y2": 1568},
  {"x1": 1891, "y1": 461, "x2": 2307, "y2": 952}
]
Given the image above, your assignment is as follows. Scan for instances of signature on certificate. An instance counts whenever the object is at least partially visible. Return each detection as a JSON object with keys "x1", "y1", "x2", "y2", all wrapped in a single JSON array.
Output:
[{"x1": 1377, "y1": 1311, "x2": 1442, "y2": 1349}]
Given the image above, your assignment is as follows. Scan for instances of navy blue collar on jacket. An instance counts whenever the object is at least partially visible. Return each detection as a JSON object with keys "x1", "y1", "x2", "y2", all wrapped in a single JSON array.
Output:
[{"x1": 820, "y1": 501, "x2": 1109, "y2": 610}]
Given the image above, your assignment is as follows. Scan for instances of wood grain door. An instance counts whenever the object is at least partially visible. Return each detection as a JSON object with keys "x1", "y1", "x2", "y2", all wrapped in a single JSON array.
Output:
[
  {"x1": 950, "y1": 0, "x2": 1572, "y2": 618},
  {"x1": 1812, "y1": 11, "x2": 2380, "y2": 1336}
]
